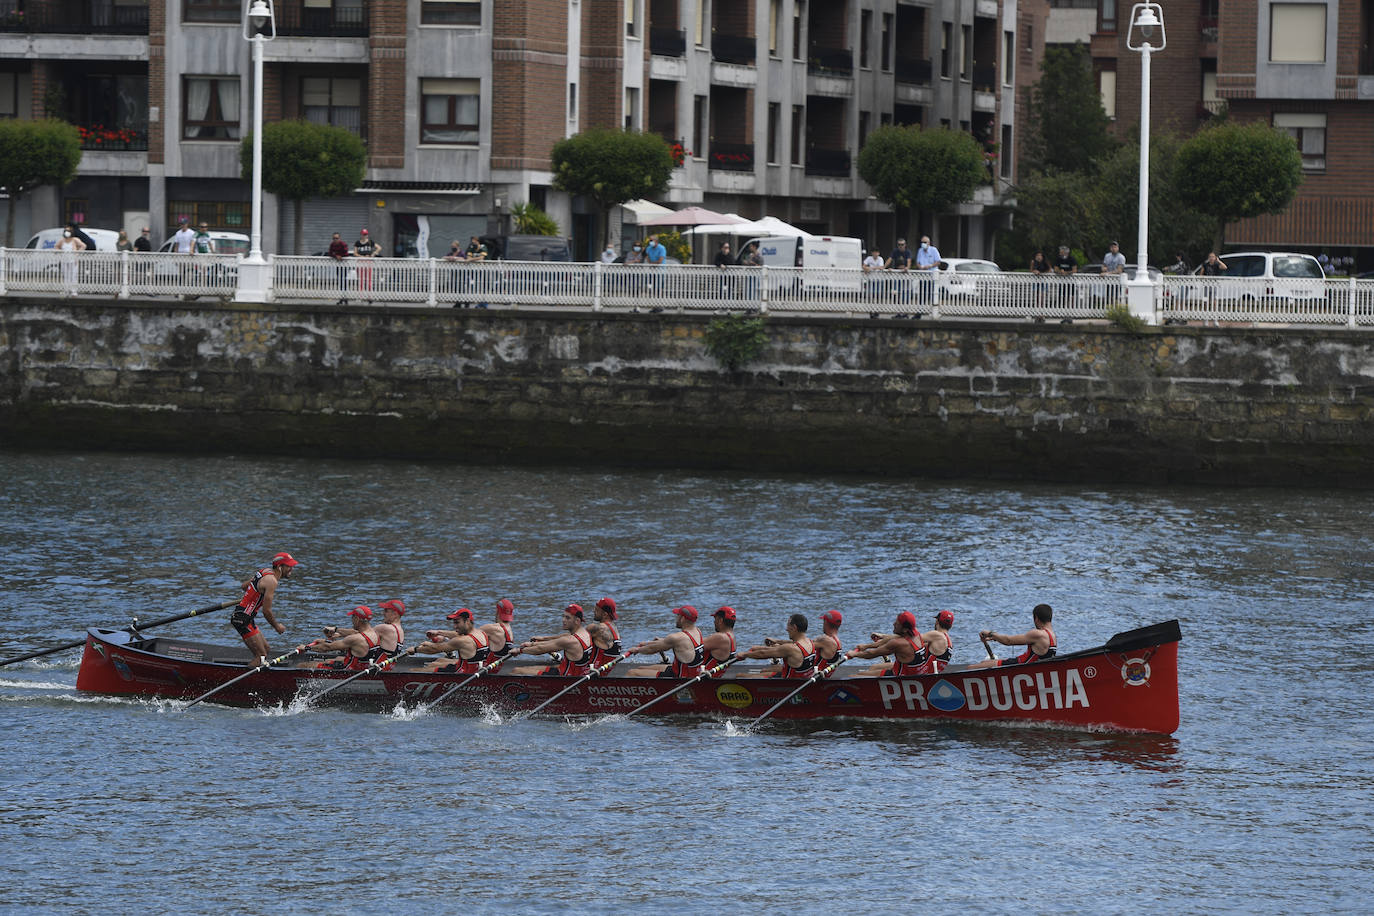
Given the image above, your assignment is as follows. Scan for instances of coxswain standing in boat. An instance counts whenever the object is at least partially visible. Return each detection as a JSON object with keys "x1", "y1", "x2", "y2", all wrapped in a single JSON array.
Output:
[
  {"x1": 586, "y1": 597, "x2": 623, "y2": 669},
  {"x1": 846, "y1": 611, "x2": 924, "y2": 675},
  {"x1": 623, "y1": 605, "x2": 705, "y2": 677},
  {"x1": 417, "y1": 608, "x2": 489, "y2": 673},
  {"x1": 814, "y1": 609, "x2": 844, "y2": 677},
  {"x1": 510, "y1": 604, "x2": 594, "y2": 676},
  {"x1": 970, "y1": 603, "x2": 1056, "y2": 669},
  {"x1": 738, "y1": 613, "x2": 817, "y2": 678},
  {"x1": 700, "y1": 606, "x2": 738, "y2": 675},
  {"x1": 328, "y1": 598, "x2": 406, "y2": 662},
  {"x1": 231, "y1": 551, "x2": 298, "y2": 664},
  {"x1": 309, "y1": 606, "x2": 382, "y2": 670}
]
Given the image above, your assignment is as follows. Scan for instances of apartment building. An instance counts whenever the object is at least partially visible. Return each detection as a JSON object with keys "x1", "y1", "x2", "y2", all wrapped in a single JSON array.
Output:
[
  {"x1": 1, "y1": 0, "x2": 1022, "y2": 261},
  {"x1": 1050, "y1": 0, "x2": 1374, "y2": 266}
]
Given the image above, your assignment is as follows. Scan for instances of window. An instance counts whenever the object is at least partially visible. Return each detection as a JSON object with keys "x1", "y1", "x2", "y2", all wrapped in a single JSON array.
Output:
[
  {"x1": 1274, "y1": 112, "x2": 1326, "y2": 170},
  {"x1": 1003, "y1": 30, "x2": 1014, "y2": 85},
  {"x1": 625, "y1": 0, "x2": 635, "y2": 37},
  {"x1": 421, "y1": 0, "x2": 481, "y2": 26},
  {"x1": 1000, "y1": 123, "x2": 1012, "y2": 178},
  {"x1": 183, "y1": 77, "x2": 240, "y2": 140},
  {"x1": 64, "y1": 198, "x2": 90, "y2": 226},
  {"x1": 0, "y1": 72, "x2": 17, "y2": 118},
  {"x1": 696, "y1": 0, "x2": 705, "y2": 45},
  {"x1": 167, "y1": 200, "x2": 249, "y2": 230},
  {"x1": 1270, "y1": 4, "x2": 1325, "y2": 63},
  {"x1": 1099, "y1": 68, "x2": 1116, "y2": 119},
  {"x1": 859, "y1": 110, "x2": 870, "y2": 148},
  {"x1": 767, "y1": 102, "x2": 780, "y2": 163},
  {"x1": 303, "y1": 77, "x2": 362, "y2": 135},
  {"x1": 693, "y1": 94, "x2": 706, "y2": 156},
  {"x1": 420, "y1": 78, "x2": 479, "y2": 144},
  {"x1": 184, "y1": 0, "x2": 238, "y2": 23},
  {"x1": 769, "y1": 0, "x2": 779, "y2": 55},
  {"x1": 1099, "y1": 0, "x2": 1116, "y2": 32},
  {"x1": 568, "y1": 82, "x2": 577, "y2": 121},
  {"x1": 961, "y1": 25, "x2": 972, "y2": 79},
  {"x1": 860, "y1": 10, "x2": 871, "y2": 69},
  {"x1": 793, "y1": 2, "x2": 804, "y2": 61},
  {"x1": 624, "y1": 87, "x2": 639, "y2": 129},
  {"x1": 791, "y1": 104, "x2": 803, "y2": 164},
  {"x1": 881, "y1": 13, "x2": 892, "y2": 70},
  {"x1": 941, "y1": 22, "x2": 952, "y2": 78}
]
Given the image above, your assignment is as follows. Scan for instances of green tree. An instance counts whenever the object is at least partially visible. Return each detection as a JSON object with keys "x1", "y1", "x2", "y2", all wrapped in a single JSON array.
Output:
[
  {"x1": 1175, "y1": 120, "x2": 1303, "y2": 250},
  {"x1": 0, "y1": 119, "x2": 82, "y2": 247},
  {"x1": 1093, "y1": 131, "x2": 1219, "y2": 268},
  {"x1": 510, "y1": 201, "x2": 560, "y2": 235},
  {"x1": 240, "y1": 120, "x2": 367, "y2": 254},
  {"x1": 1025, "y1": 44, "x2": 1118, "y2": 175},
  {"x1": 857, "y1": 124, "x2": 984, "y2": 228},
  {"x1": 551, "y1": 128, "x2": 675, "y2": 250},
  {"x1": 1001, "y1": 171, "x2": 1103, "y2": 265}
]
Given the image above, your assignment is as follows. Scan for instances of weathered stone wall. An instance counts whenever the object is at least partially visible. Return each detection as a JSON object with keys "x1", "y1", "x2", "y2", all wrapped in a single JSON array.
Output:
[{"x1": 3, "y1": 299, "x2": 1373, "y2": 486}]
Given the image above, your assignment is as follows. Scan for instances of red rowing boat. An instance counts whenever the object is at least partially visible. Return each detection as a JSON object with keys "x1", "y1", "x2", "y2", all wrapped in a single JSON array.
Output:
[{"x1": 75, "y1": 620, "x2": 1181, "y2": 733}]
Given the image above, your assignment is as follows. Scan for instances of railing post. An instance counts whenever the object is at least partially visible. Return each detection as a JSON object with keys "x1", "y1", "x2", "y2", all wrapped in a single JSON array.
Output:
[
  {"x1": 759, "y1": 266, "x2": 769, "y2": 315},
  {"x1": 0, "y1": 249, "x2": 7, "y2": 297},
  {"x1": 118, "y1": 250, "x2": 130, "y2": 299},
  {"x1": 592, "y1": 261, "x2": 603, "y2": 311},
  {"x1": 427, "y1": 258, "x2": 437, "y2": 307},
  {"x1": 1348, "y1": 276, "x2": 1356, "y2": 328}
]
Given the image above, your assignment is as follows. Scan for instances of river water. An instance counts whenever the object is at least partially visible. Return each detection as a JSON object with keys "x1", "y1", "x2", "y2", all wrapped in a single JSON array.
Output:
[{"x1": 1, "y1": 450, "x2": 1370, "y2": 914}]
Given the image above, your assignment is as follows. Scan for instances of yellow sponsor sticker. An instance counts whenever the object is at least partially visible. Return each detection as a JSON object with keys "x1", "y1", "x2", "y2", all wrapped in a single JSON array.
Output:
[{"x1": 716, "y1": 683, "x2": 753, "y2": 709}]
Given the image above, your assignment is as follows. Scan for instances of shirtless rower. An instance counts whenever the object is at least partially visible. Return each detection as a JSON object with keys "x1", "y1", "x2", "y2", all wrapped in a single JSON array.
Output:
[
  {"x1": 308, "y1": 606, "x2": 382, "y2": 670},
  {"x1": 416, "y1": 608, "x2": 490, "y2": 673},
  {"x1": 329, "y1": 598, "x2": 406, "y2": 662},
  {"x1": 700, "y1": 606, "x2": 738, "y2": 676},
  {"x1": 969, "y1": 603, "x2": 1056, "y2": 668},
  {"x1": 231, "y1": 551, "x2": 298, "y2": 664},
  {"x1": 814, "y1": 609, "x2": 844, "y2": 678},
  {"x1": 846, "y1": 611, "x2": 923, "y2": 675},
  {"x1": 509, "y1": 604, "x2": 593, "y2": 676},
  {"x1": 624, "y1": 606, "x2": 705, "y2": 677},
  {"x1": 586, "y1": 597, "x2": 623, "y2": 670},
  {"x1": 738, "y1": 613, "x2": 817, "y2": 678}
]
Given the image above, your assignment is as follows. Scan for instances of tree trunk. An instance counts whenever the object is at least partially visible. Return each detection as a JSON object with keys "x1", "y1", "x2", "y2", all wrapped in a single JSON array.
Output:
[
  {"x1": 3, "y1": 191, "x2": 16, "y2": 249},
  {"x1": 294, "y1": 198, "x2": 304, "y2": 256}
]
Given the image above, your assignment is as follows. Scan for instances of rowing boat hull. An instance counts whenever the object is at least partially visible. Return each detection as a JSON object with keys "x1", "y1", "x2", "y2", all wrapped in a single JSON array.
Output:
[{"x1": 75, "y1": 620, "x2": 1181, "y2": 734}]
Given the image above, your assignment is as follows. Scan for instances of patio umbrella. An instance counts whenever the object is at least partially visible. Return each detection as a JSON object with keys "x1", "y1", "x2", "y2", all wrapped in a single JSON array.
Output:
[{"x1": 633, "y1": 207, "x2": 747, "y2": 262}]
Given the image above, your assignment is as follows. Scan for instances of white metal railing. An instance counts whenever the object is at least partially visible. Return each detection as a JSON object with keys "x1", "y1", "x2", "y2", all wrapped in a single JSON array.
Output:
[{"x1": 5, "y1": 248, "x2": 1374, "y2": 328}]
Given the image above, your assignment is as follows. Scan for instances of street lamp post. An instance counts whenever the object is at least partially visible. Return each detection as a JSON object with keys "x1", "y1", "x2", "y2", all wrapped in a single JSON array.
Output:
[
  {"x1": 1125, "y1": 3, "x2": 1165, "y2": 325},
  {"x1": 236, "y1": 0, "x2": 276, "y2": 303}
]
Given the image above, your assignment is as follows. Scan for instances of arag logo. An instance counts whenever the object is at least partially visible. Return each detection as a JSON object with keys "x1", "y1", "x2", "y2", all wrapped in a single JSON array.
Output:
[{"x1": 716, "y1": 683, "x2": 753, "y2": 709}]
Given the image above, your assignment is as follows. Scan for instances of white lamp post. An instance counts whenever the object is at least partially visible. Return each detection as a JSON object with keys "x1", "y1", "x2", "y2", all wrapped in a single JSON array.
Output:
[
  {"x1": 1125, "y1": 2, "x2": 1165, "y2": 325},
  {"x1": 236, "y1": 0, "x2": 276, "y2": 302}
]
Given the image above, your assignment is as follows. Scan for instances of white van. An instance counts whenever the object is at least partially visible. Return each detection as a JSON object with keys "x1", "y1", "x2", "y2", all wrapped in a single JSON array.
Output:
[
  {"x1": 744, "y1": 234, "x2": 864, "y2": 293},
  {"x1": 1215, "y1": 251, "x2": 1326, "y2": 305},
  {"x1": 25, "y1": 227, "x2": 122, "y2": 251}
]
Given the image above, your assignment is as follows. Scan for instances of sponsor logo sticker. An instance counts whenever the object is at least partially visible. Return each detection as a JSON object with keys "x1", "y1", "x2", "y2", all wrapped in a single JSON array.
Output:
[
  {"x1": 1121, "y1": 658, "x2": 1151, "y2": 686},
  {"x1": 927, "y1": 679, "x2": 966, "y2": 712},
  {"x1": 716, "y1": 683, "x2": 753, "y2": 709},
  {"x1": 827, "y1": 686, "x2": 862, "y2": 705}
]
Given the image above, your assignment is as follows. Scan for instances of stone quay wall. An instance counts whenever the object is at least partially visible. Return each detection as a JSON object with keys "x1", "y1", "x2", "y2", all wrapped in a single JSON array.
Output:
[{"x1": 2, "y1": 299, "x2": 1373, "y2": 486}]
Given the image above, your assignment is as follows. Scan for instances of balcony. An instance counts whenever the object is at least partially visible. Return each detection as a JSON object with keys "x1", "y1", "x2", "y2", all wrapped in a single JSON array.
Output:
[
  {"x1": 77, "y1": 123, "x2": 148, "y2": 151},
  {"x1": 708, "y1": 141, "x2": 754, "y2": 172},
  {"x1": 808, "y1": 46, "x2": 853, "y2": 76},
  {"x1": 649, "y1": 26, "x2": 686, "y2": 57},
  {"x1": 805, "y1": 147, "x2": 850, "y2": 177},
  {"x1": 1199, "y1": 16, "x2": 1218, "y2": 43},
  {"x1": 2, "y1": 0, "x2": 148, "y2": 34},
  {"x1": 711, "y1": 33, "x2": 755, "y2": 66},
  {"x1": 972, "y1": 64, "x2": 997, "y2": 90},
  {"x1": 895, "y1": 57, "x2": 933, "y2": 85},
  {"x1": 276, "y1": 0, "x2": 367, "y2": 38}
]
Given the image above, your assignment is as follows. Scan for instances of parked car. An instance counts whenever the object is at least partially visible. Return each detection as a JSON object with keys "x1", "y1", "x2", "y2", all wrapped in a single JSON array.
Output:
[
  {"x1": 152, "y1": 230, "x2": 248, "y2": 294},
  {"x1": 156, "y1": 230, "x2": 250, "y2": 256},
  {"x1": 935, "y1": 258, "x2": 1001, "y2": 303},
  {"x1": 25, "y1": 227, "x2": 122, "y2": 251},
  {"x1": 490, "y1": 235, "x2": 572, "y2": 261},
  {"x1": 1211, "y1": 251, "x2": 1326, "y2": 305}
]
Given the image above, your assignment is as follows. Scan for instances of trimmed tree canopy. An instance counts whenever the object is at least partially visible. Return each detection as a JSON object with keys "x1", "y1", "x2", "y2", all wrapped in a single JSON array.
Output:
[
  {"x1": 1174, "y1": 120, "x2": 1303, "y2": 241},
  {"x1": 240, "y1": 119, "x2": 367, "y2": 201},
  {"x1": 857, "y1": 125, "x2": 984, "y2": 213},
  {"x1": 551, "y1": 128, "x2": 676, "y2": 211},
  {"x1": 0, "y1": 119, "x2": 82, "y2": 246}
]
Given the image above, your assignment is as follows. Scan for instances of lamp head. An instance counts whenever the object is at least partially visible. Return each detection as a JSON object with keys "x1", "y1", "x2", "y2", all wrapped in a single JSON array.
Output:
[
  {"x1": 248, "y1": 0, "x2": 271, "y2": 29},
  {"x1": 1136, "y1": 7, "x2": 1159, "y2": 39}
]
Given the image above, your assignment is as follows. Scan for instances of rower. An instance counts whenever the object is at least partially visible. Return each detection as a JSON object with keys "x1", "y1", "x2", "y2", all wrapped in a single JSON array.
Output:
[
  {"x1": 586, "y1": 597, "x2": 623, "y2": 670},
  {"x1": 509, "y1": 604, "x2": 594, "y2": 676},
  {"x1": 231, "y1": 551, "x2": 298, "y2": 664},
  {"x1": 308, "y1": 606, "x2": 382, "y2": 670},
  {"x1": 700, "y1": 606, "x2": 737, "y2": 676},
  {"x1": 846, "y1": 611, "x2": 923, "y2": 676},
  {"x1": 480, "y1": 598, "x2": 517, "y2": 673},
  {"x1": 814, "y1": 609, "x2": 844, "y2": 677},
  {"x1": 623, "y1": 606, "x2": 705, "y2": 677},
  {"x1": 738, "y1": 613, "x2": 817, "y2": 678},
  {"x1": 416, "y1": 608, "x2": 489, "y2": 673},
  {"x1": 331, "y1": 598, "x2": 406, "y2": 663},
  {"x1": 969, "y1": 603, "x2": 1056, "y2": 669}
]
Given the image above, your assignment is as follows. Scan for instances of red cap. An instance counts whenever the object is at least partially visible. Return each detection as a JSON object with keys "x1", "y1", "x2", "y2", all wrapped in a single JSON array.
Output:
[
  {"x1": 565, "y1": 603, "x2": 585, "y2": 619},
  {"x1": 821, "y1": 609, "x2": 842, "y2": 626},
  {"x1": 271, "y1": 552, "x2": 299, "y2": 568},
  {"x1": 937, "y1": 609, "x2": 955, "y2": 626},
  {"x1": 495, "y1": 598, "x2": 515, "y2": 621},
  {"x1": 360, "y1": 228, "x2": 369, "y2": 235},
  {"x1": 349, "y1": 605, "x2": 373, "y2": 620},
  {"x1": 595, "y1": 596, "x2": 617, "y2": 618},
  {"x1": 446, "y1": 607, "x2": 473, "y2": 621},
  {"x1": 714, "y1": 606, "x2": 736, "y2": 621},
  {"x1": 378, "y1": 599, "x2": 406, "y2": 616},
  {"x1": 896, "y1": 611, "x2": 917, "y2": 631},
  {"x1": 674, "y1": 605, "x2": 699, "y2": 622}
]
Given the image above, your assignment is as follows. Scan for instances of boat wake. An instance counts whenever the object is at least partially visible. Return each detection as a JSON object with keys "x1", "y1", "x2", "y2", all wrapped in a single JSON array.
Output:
[{"x1": 0, "y1": 677, "x2": 77, "y2": 692}]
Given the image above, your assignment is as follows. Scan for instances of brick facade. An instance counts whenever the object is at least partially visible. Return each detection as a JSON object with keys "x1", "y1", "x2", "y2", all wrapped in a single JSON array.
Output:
[
  {"x1": 492, "y1": 0, "x2": 570, "y2": 171},
  {"x1": 579, "y1": 0, "x2": 623, "y2": 129}
]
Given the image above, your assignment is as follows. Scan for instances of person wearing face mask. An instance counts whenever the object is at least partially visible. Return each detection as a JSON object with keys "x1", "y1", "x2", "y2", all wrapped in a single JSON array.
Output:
[
  {"x1": 914, "y1": 234, "x2": 941, "y2": 308},
  {"x1": 55, "y1": 228, "x2": 87, "y2": 295}
]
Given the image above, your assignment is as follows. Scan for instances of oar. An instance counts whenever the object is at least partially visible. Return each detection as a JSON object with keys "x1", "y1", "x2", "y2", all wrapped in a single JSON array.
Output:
[
  {"x1": 519, "y1": 654, "x2": 627, "y2": 719},
  {"x1": 622, "y1": 655, "x2": 742, "y2": 719},
  {"x1": 0, "y1": 598, "x2": 239, "y2": 668},
  {"x1": 308, "y1": 646, "x2": 420, "y2": 704},
  {"x1": 182, "y1": 641, "x2": 320, "y2": 710},
  {"x1": 981, "y1": 634, "x2": 997, "y2": 660},
  {"x1": 410, "y1": 653, "x2": 506, "y2": 716},
  {"x1": 747, "y1": 656, "x2": 848, "y2": 729}
]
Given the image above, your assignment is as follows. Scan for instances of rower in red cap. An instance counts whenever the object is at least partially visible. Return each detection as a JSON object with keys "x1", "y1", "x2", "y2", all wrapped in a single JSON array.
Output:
[
  {"x1": 510, "y1": 604, "x2": 594, "y2": 676},
  {"x1": 700, "y1": 606, "x2": 738, "y2": 676},
  {"x1": 231, "y1": 551, "x2": 298, "y2": 664},
  {"x1": 586, "y1": 597, "x2": 623, "y2": 670},
  {"x1": 739, "y1": 613, "x2": 817, "y2": 678},
  {"x1": 329, "y1": 598, "x2": 406, "y2": 663},
  {"x1": 814, "y1": 609, "x2": 844, "y2": 677},
  {"x1": 624, "y1": 606, "x2": 706, "y2": 677},
  {"x1": 416, "y1": 608, "x2": 490, "y2": 674},
  {"x1": 479, "y1": 598, "x2": 517, "y2": 672},
  {"x1": 308, "y1": 606, "x2": 382, "y2": 670},
  {"x1": 846, "y1": 611, "x2": 924, "y2": 675}
]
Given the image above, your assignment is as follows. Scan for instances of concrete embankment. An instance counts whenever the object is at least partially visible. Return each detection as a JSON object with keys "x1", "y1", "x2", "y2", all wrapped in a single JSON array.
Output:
[{"x1": 2, "y1": 299, "x2": 1372, "y2": 486}]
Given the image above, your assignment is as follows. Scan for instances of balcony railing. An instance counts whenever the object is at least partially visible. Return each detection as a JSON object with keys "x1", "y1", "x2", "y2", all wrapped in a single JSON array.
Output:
[
  {"x1": 77, "y1": 124, "x2": 149, "y2": 151},
  {"x1": 2, "y1": 0, "x2": 149, "y2": 34},
  {"x1": 972, "y1": 63, "x2": 997, "y2": 89},
  {"x1": 708, "y1": 141, "x2": 754, "y2": 172},
  {"x1": 711, "y1": 33, "x2": 755, "y2": 66},
  {"x1": 649, "y1": 26, "x2": 686, "y2": 57},
  {"x1": 275, "y1": 0, "x2": 367, "y2": 37},
  {"x1": 805, "y1": 147, "x2": 850, "y2": 177},
  {"x1": 1199, "y1": 16, "x2": 1218, "y2": 42},
  {"x1": 895, "y1": 57, "x2": 933, "y2": 85},
  {"x1": 808, "y1": 46, "x2": 854, "y2": 75}
]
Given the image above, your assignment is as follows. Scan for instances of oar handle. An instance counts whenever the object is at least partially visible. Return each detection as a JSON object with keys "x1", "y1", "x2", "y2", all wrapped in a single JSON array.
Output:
[{"x1": 980, "y1": 634, "x2": 997, "y2": 660}]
